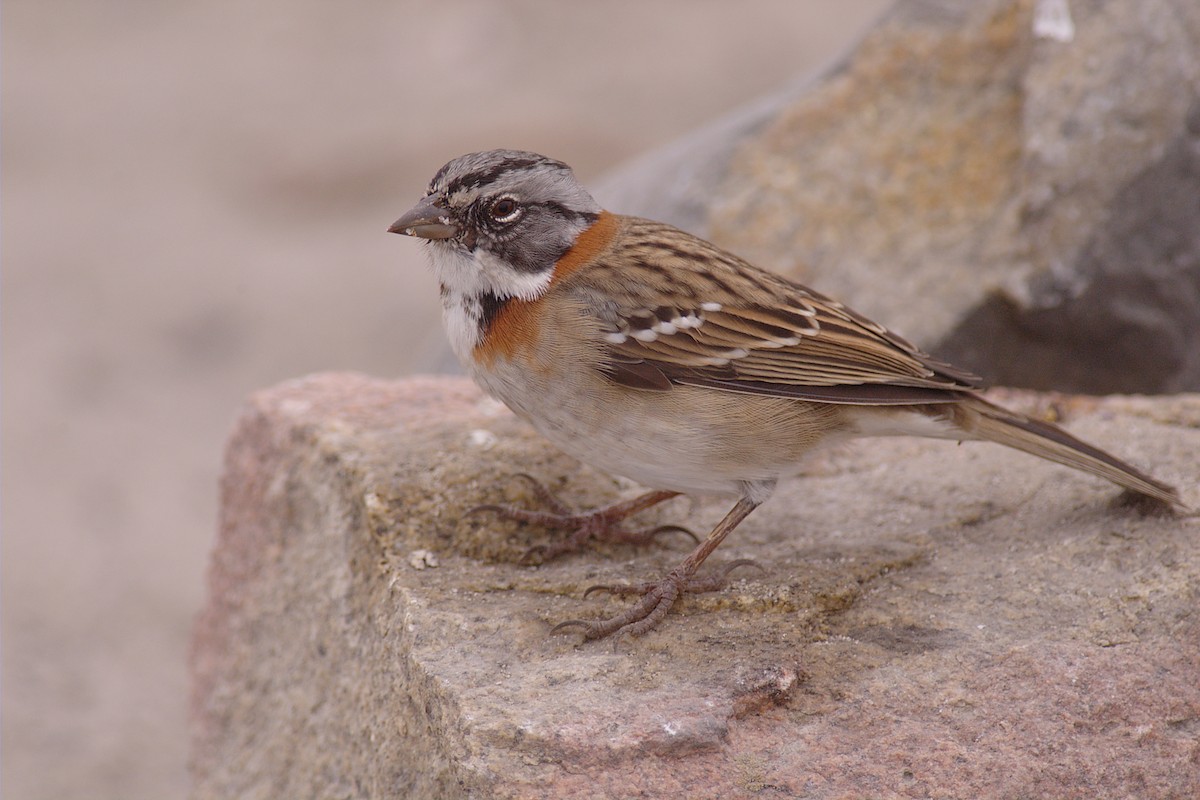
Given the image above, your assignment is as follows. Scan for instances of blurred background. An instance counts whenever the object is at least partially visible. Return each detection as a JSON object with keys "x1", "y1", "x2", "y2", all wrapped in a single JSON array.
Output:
[{"x1": 3, "y1": 1, "x2": 892, "y2": 797}]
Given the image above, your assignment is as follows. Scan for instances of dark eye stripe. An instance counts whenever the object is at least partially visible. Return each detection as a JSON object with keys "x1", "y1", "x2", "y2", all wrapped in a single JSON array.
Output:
[
  {"x1": 538, "y1": 200, "x2": 598, "y2": 225},
  {"x1": 468, "y1": 196, "x2": 597, "y2": 231}
]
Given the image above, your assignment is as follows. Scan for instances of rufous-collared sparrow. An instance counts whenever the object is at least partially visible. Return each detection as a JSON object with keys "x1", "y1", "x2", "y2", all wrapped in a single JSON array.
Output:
[{"x1": 389, "y1": 149, "x2": 1183, "y2": 640}]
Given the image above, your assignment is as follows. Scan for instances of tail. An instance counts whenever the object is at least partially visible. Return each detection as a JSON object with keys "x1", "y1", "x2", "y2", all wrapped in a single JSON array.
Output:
[{"x1": 941, "y1": 396, "x2": 1183, "y2": 508}]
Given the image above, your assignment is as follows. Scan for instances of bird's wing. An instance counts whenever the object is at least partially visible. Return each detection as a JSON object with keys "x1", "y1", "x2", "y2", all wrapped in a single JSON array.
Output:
[{"x1": 578, "y1": 217, "x2": 980, "y2": 405}]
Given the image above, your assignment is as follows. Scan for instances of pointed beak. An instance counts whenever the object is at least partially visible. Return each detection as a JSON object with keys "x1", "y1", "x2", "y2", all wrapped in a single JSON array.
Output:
[{"x1": 387, "y1": 196, "x2": 457, "y2": 239}]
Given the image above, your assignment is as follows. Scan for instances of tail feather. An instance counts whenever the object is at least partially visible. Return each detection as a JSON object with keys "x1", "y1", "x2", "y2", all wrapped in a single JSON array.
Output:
[{"x1": 944, "y1": 397, "x2": 1183, "y2": 508}]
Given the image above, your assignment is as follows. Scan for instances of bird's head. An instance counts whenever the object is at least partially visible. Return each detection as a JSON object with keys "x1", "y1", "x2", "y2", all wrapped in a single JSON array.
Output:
[{"x1": 389, "y1": 150, "x2": 601, "y2": 301}]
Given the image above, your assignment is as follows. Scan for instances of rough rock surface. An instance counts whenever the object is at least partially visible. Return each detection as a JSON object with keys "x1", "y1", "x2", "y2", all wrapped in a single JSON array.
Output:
[
  {"x1": 191, "y1": 373, "x2": 1199, "y2": 799},
  {"x1": 598, "y1": 0, "x2": 1200, "y2": 394}
]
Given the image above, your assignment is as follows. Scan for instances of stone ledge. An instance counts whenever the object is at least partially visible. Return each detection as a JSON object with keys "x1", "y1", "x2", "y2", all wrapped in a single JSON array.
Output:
[{"x1": 190, "y1": 373, "x2": 1199, "y2": 799}]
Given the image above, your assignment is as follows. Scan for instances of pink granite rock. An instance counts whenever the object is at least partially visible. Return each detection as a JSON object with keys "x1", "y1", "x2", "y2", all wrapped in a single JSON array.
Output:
[{"x1": 190, "y1": 373, "x2": 1199, "y2": 799}]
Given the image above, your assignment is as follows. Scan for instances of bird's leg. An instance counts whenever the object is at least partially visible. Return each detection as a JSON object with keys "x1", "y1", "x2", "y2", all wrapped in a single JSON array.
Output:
[
  {"x1": 552, "y1": 495, "x2": 762, "y2": 641},
  {"x1": 466, "y1": 474, "x2": 692, "y2": 563}
]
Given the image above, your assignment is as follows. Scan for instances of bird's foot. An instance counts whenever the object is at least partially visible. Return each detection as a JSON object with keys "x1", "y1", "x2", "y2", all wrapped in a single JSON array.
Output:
[
  {"x1": 551, "y1": 559, "x2": 762, "y2": 641},
  {"x1": 466, "y1": 474, "x2": 690, "y2": 564}
]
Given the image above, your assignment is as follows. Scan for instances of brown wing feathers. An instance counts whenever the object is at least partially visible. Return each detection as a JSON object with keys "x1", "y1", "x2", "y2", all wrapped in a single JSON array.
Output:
[{"x1": 589, "y1": 217, "x2": 978, "y2": 403}]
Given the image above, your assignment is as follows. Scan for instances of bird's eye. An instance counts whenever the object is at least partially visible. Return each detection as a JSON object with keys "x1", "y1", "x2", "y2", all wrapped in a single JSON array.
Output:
[{"x1": 489, "y1": 197, "x2": 521, "y2": 223}]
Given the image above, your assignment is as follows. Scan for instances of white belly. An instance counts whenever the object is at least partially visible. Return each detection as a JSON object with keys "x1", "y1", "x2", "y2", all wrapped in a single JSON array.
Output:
[{"x1": 467, "y1": 357, "x2": 847, "y2": 498}]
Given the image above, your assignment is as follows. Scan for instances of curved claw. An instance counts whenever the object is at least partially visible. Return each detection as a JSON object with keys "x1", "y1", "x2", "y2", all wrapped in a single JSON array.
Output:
[
  {"x1": 509, "y1": 472, "x2": 543, "y2": 488},
  {"x1": 648, "y1": 524, "x2": 699, "y2": 546},
  {"x1": 582, "y1": 583, "x2": 622, "y2": 599},
  {"x1": 463, "y1": 503, "x2": 507, "y2": 519},
  {"x1": 717, "y1": 558, "x2": 766, "y2": 578},
  {"x1": 549, "y1": 618, "x2": 632, "y2": 650},
  {"x1": 582, "y1": 581, "x2": 658, "y2": 599},
  {"x1": 550, "y1": 619, "x2": 597, "y2": 636}
]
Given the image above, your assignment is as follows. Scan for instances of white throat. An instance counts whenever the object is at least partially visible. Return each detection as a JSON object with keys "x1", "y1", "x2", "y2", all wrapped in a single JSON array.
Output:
[{"x1": 428, "y1": 243, "x2": 553, "y2": 362}]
